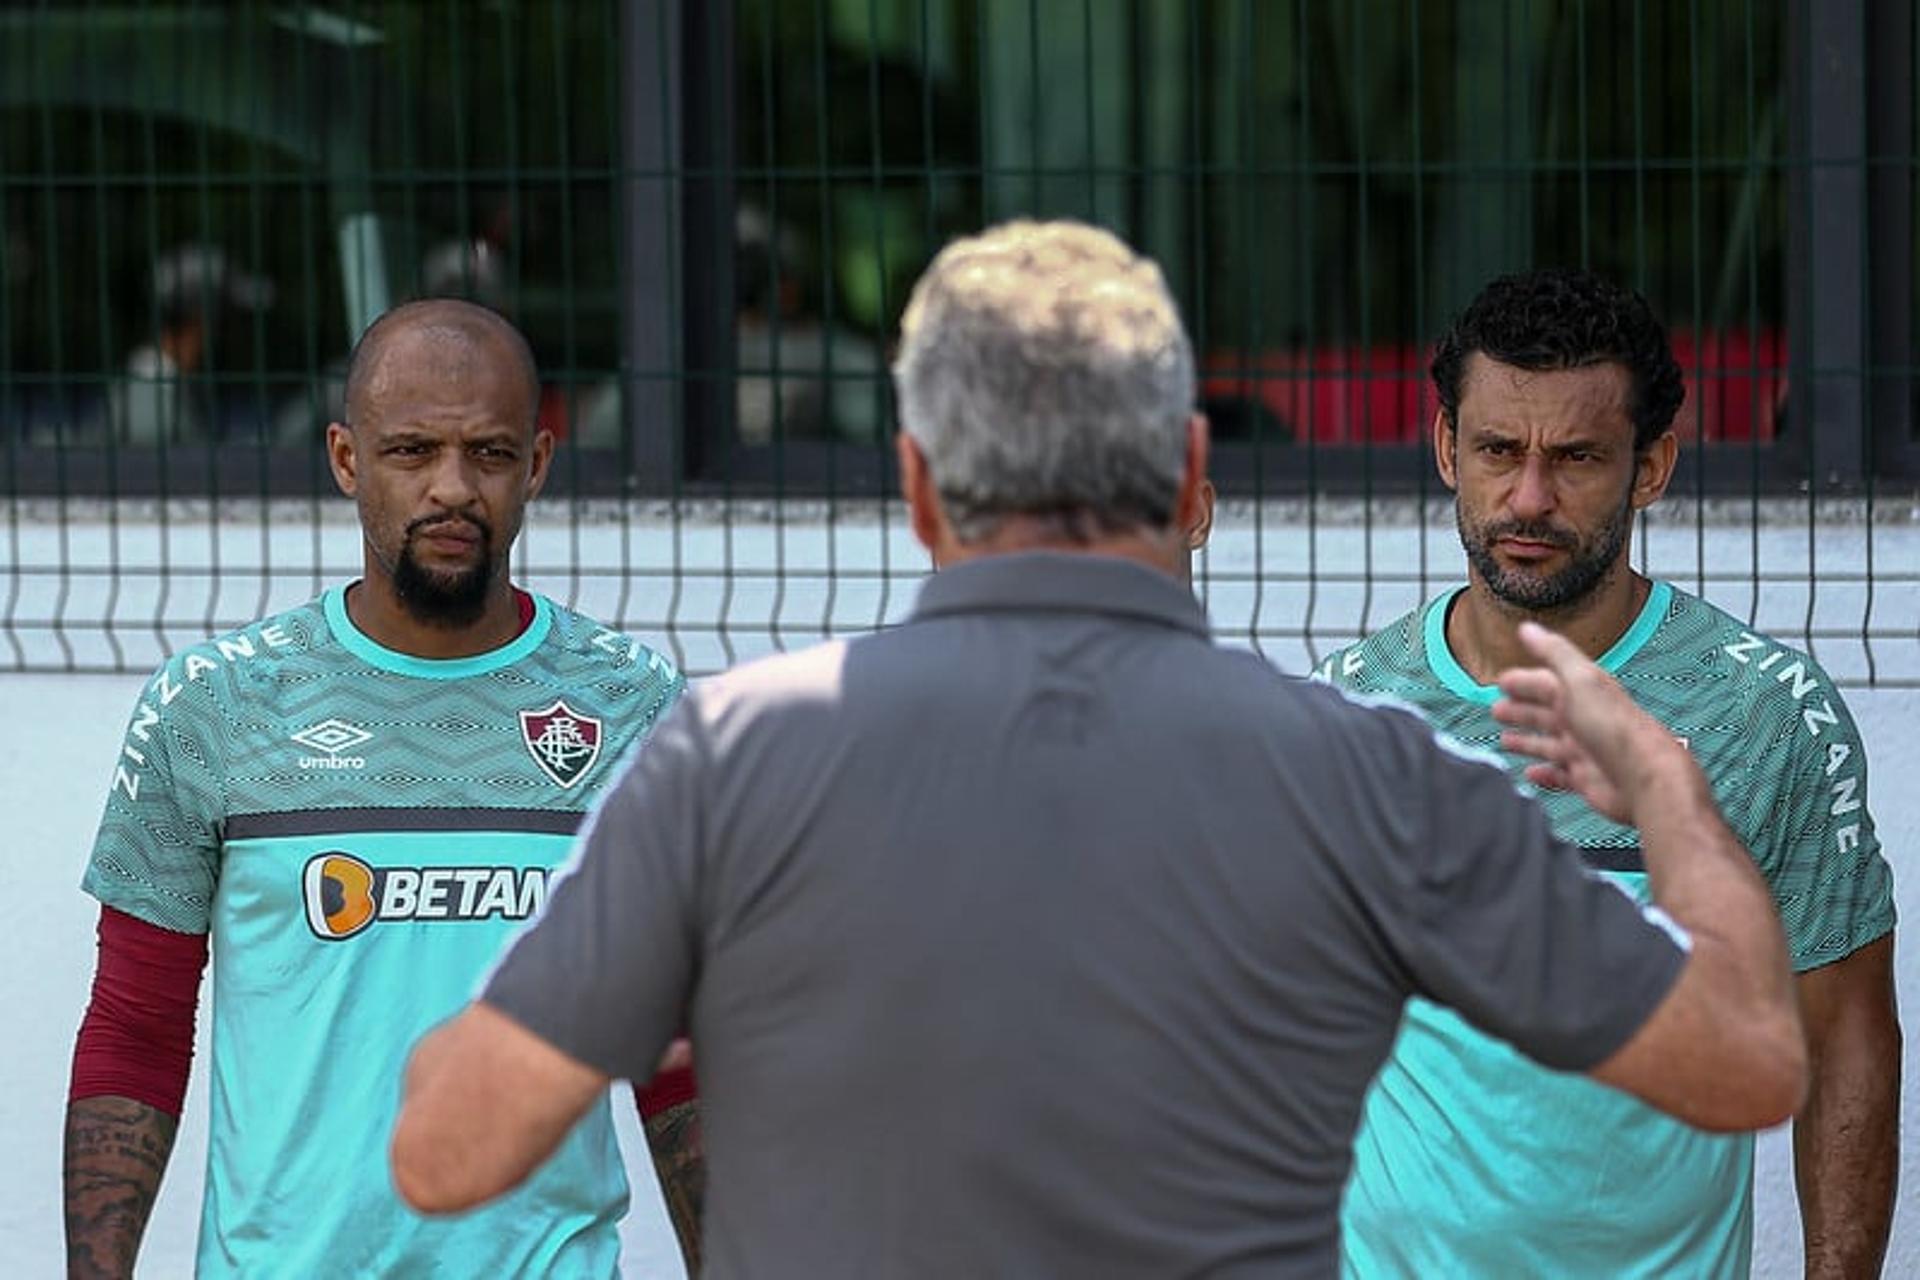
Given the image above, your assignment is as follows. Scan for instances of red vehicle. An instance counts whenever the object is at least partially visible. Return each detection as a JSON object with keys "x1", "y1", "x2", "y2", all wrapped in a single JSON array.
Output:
[{"x1": 1200, "y1": 329, "x2": 1785, "y2": 446}]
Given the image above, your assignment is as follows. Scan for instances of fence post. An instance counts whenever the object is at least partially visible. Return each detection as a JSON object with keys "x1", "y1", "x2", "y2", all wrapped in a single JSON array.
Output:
[
  {"x1": 1868, "y1": 0, "x2": 1913, "y2": 479},
  {"x1": 679, "y1": 0, "x2": 736, "y2": 484},
  {"x1": 1786, "y1": 0, "x2": 1913, "y2": 488},
  {"x1": 620, "y1": 1, "x2": 682, "y2": 493}
]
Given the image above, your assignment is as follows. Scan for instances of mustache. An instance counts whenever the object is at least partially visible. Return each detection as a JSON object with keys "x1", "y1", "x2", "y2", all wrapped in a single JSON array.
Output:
[
  {"x1": 406, "y1": 514, "x2": 492, "y2": 543},
  {"x1": 1480, "y1": 519, "x2": 1576, "y2": 549}
]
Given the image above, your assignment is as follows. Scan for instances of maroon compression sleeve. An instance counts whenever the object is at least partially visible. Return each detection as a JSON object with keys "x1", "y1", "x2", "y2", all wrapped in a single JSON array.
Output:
[
  {"x1": 635, "y1": 1063, "x2": 699, "y2": 1119},
  {"x1": 69, "y1": 906, "x2": 208, "y2": 1116}
]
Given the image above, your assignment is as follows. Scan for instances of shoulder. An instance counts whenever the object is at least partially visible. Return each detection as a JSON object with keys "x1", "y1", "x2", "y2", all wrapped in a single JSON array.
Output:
[
  {"x1": 1312, "y1": 600, "x2": 1436, "y2": 692},
  {"x1": 1243, "y1": 667, "x2": 1524, "y2": 850},
  {"x1": 1198, "y1": 642, "x2": 1479, "y2": 775},
  {"x1": 132, "y1": 596, "x2": 329, "y2": 718},
  {"x1": 539, "y1": 601, "x2": 684, "y2": 688},
  {"x1": 104, "y1": 598, "x2": 328, "y2": 805},
  {"x1": 688, "y1": 623, "x2": 1263, "y2": 736},
  {"x1": 532, "y1": 602, "x2": 686, "y2": 747},
  {"x1": 1294, "y1": 671, "x2": 1487, "y2": 756},
  {"x1": 1654, "y1": 587, "x2": 1861, "y2": 739},
  {"x1": 602, "y1": 640, "x2": 851, "y2": 793},
  {"x1": 686, "y1": 638, "x2": 849, "y2": 728}
]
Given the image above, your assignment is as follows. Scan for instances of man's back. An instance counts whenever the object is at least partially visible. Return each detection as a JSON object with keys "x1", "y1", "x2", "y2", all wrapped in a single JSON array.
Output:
[
  {"x1": 508, "y1": 554, "x2": 1684, "y2": 1278},
  {"x1": 701, "y1": 558, "x2": 1398, "y2": 1274}
]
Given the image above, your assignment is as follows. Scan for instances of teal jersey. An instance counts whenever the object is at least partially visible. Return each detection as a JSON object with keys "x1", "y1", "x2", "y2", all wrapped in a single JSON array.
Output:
[
  {"x1": 83, "y1": 587, "x2": 684, "y2": 1279},
  {"x1": 1322, "y1": 581, "x2": 1896, "y2": 1280}
]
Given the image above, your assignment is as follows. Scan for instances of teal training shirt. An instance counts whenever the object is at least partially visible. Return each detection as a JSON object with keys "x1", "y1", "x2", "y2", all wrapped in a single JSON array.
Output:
[
  {"x1": 1321, "y1": 581, "x2": 1896, "y2": 1280},
  {"x1": 83, "y1": 586, "x2": 684, "y2": 1279}
]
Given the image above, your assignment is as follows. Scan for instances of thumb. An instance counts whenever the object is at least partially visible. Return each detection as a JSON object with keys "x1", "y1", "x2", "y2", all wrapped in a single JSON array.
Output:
[{"x1": 1515, "y1": 620, "x2": 1584, "y2": 675}]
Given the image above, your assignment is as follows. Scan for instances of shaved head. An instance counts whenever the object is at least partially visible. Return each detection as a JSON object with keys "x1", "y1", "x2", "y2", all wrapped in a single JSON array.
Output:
[{"x1": 343, "y1": 298, "x2": 539, "y2": 432}]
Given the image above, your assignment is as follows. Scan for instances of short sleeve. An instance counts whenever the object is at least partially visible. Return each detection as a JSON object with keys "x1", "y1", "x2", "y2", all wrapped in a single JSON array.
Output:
[
  {"x1": 1356, "y1": 704, "x2": 1688, "y2": 1071},
  {"x1": 1313, "y1": 641, "x2": 1365, "y2": 688},
  {"x1": 1744, "y1": 678, "x2": 1896, "y2": 971},
  {"x1": 81, "y1": 672, "x2": 225, "y2": 934},
  {"x1": 483, "y1": 695, "x2": 707, "y2": 1082}
]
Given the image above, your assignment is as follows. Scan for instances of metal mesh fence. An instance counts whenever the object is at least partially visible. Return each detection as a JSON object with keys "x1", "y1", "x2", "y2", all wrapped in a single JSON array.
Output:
[{"x1": 3, "y1": 0, "x2": 1918, "y2": 683}]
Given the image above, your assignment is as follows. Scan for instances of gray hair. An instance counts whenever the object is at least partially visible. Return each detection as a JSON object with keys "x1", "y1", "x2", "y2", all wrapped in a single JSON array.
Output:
[{"x1": 891, "y1": 220, "x2": 1195, "y2": 544}]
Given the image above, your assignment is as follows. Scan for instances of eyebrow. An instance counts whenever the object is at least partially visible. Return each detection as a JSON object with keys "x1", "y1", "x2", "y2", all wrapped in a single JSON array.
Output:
[
  {"x1": 1467, "y1": 426, "x2": 1614, "y2": 452},
  {"x1": 374, "y1": 425, "x2": 522, "y2": 446},
  {"x1": 373, "y1": 427, "x2": 439, "y2": 445}
]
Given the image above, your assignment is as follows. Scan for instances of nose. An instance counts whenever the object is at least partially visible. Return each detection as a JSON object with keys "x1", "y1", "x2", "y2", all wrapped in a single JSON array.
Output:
[
  {"x1": 1507, "y1": 452, "x2": 1557, "y2": 520},
  {"x1": 424, "y1": 450, "x2": 480, "y2": 511}
]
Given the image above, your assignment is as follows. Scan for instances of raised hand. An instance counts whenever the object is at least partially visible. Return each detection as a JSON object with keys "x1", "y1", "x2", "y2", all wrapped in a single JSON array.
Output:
[{"x1": 1491, "y1": 620, "x2": 1680, "y2": 825}]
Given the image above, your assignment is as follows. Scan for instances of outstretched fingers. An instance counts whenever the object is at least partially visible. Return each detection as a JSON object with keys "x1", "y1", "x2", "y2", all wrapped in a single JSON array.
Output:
[
  {"x1": 1494, "y1": 662, "x2": 1564, "y2": 719},
  {"x1": 1499, "y1": 725, "x2": 1572, "y2": 778},
  {"x1": 1491, "y1": 653, "x2": 1581, "y2": 792},
  {"x1": 1521, "y1": 760, "x2": 1575, "y2": 792},
  {"x1": 1491, "y1": 691, "x2": 1562, "y2": 735},
  {"x1": 1493, "y1": 667, "x2": 1571, "y2": 771},
  {"x1": 1515, "y1": 619, "x2": 1585, "y2": 673}
]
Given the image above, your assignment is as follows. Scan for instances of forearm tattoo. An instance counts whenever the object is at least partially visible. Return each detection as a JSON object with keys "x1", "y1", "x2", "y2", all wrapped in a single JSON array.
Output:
[
  {"x1": 64, "y1": 1096, "x2": 178, "y2": 1280},
  {"x1": 644, "y1": 1099, "x2": 706, "y2": 1276}
]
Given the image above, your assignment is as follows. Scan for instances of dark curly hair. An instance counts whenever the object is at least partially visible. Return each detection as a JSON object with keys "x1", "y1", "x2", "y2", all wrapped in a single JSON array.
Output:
[{"x1": 1430, "y1": 268, "x2": 1686, "y2": 451}]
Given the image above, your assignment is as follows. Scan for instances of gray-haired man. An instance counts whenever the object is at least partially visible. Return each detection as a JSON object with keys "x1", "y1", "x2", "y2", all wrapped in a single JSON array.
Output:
[{"x1": 389, "y1": 221, "x2": 1805, "y2": 1278}]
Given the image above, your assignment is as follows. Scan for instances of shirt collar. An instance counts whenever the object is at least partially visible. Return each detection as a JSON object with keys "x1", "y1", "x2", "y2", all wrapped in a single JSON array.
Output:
[
  {"x1": 1421, "y1": 578, "x2": 1675, "y2": 704},
  {"x1": 910, "y1": 552, "x2": 1211, "y2": 638}
]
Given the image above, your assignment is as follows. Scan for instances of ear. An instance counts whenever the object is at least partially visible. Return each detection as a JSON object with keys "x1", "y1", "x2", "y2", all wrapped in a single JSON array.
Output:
[
  {"x1": 326, "y1": 422, "x2": 359, "y2": 498},
  {"x1": 1171, "y1": 413, "x2": 1212, "y2": 546},
  {"x1": 896, "y1": 433, "x2": 949, "y2": 559},
  {"x1": 1431, "y1": 409, "x2": 1459, "y2": 491},
  {"x1": 1186, "y1": 477, "x2": 1217, "y2": 552},
  {"x1": 1632, "y1": 430, "x2": 1678, "y2": 510},
  {"x1": 526, "y1": 428, "x2": 555, "y2": 502}
]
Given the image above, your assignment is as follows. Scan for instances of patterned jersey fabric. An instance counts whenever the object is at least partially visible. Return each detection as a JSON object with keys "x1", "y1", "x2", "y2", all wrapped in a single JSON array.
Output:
[
  {"x1": 1323, "y1": 581, "x2": 1896, "y2": 1279},
  {"x1": 84, "y1": 586, "x2": 684, "y2": 1278}
]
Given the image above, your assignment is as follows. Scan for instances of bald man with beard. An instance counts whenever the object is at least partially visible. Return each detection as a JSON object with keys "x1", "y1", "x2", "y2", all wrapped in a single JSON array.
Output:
[{"x1": 63, "y1": 300, "x2": 701, "y2": 1279}]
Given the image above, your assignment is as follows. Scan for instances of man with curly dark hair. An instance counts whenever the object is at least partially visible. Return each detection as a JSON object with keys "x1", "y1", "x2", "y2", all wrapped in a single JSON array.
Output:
[{"x1": 1322, "y1": 268, "x2": 1900, "y2": 1279}]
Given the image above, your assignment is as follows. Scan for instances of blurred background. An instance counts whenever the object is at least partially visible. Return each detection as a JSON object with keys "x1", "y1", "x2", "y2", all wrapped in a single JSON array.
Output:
[
  {"x1": 8, "y1": 1, "x2": 1916, "y2": 489},
  {"x1": 1, "y1": 0, "x2": 1916, "y2": 681}
]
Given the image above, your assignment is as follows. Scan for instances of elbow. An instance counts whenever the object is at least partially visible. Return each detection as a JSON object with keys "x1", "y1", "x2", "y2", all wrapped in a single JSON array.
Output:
[
  {"x1": 390, "y1": 1122, "x2": 456, "y2": 1214},
  {"x1": 1745, "y1": 1029, "x2": 1810, "y2": 1131},
  {"x1": 390, "y1": 1021, "x2": 494, "y2": 1215},
  {"x1": 1696, "y1": 1015, "x2": 1810, "y2": 1133},
  {"x1": 390, "y1": 1111, "x2": 491, "y2": 1216}
]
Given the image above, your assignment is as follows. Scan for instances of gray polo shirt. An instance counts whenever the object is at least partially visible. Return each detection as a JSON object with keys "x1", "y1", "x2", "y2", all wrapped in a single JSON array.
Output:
[{"x1": 486, "y1": 552, "x2": 1685, "y2": 1278}]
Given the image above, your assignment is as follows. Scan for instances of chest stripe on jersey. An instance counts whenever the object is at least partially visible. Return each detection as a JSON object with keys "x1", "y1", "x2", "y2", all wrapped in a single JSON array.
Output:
[
  {"x1": 1580, "y1": 844, "x2": 1646, "y2": 874},
  {"x1": 226, "y1": 807, "x2": 585, "y2": 839}
]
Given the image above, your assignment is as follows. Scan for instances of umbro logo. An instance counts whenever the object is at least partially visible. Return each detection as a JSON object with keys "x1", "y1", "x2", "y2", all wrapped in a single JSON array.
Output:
[{"x1": 293, "y1": 718, "x2": 372, "y2": 771}]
